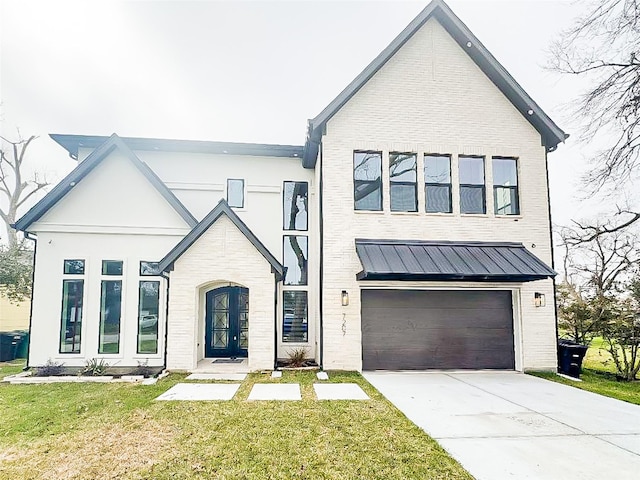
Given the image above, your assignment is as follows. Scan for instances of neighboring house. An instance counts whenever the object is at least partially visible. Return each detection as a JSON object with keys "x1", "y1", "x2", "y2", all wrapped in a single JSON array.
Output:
[
  {"x1": 14, "y1": 0, "x2": 566, "y2": 372},
  {"x1": 0, "y1": 292, "x2": 30, "y2": 332}
]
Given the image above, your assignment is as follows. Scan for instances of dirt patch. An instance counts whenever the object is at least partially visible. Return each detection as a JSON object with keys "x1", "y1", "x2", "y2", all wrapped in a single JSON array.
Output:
[{"x1": 0, "y1": 411, "x2": 176, "y2": 480}]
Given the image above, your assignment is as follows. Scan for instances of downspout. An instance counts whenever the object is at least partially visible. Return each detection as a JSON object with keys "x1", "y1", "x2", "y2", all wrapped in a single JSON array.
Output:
[
  {"x1": 545, "y1": 148, "x2": 560, "y2": 366},
  {"x1": 23, "y1": 231, "x2": 37, "y2": 370},
  {"x1": 162, "y1": 271, "x2": 171, "y2": 371},
  {"x1": 274, "y1": 274, "x2": 279, "y2": 370},
  {"x1": 318, "y1": 142, "x2": 324, "y2": 370}
]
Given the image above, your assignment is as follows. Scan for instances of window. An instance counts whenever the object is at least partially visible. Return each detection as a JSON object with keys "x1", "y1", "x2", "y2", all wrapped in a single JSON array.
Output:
[
  {"x1": 493, "y1": 157, "x2": 520, "y2": 215},
  {"x1": 102, "y1": 260, "x2": 123, "y2": 276},
  {"x1": 138, "y1": 281, "x2": 159, "y2": 354},
  {"x1": 354, "y1": 151, "x2": 382, "y2": 211},
  {"x1": 459, "y1": 156, "x2": 486, "y2": 214},
  {"x1": 98, "y1": 280, "x2": 122, "y2": 354},
  {"x1": 64, "y1": 259, "x2": 85, "y2": 275},
  {"x1": 59, "y1": 280, "x2": 84, "y2": 353},
  {"x1": 424, "y1": 155, "x2": 452, "y2": 213},
  {"x1": 227, "y1": 178, "x2": 244, "y2": 208},
  {"x1": 283, "y1": 291, "x2": 308, "y2": 342},
  {"x1": 283, "y1": 236, "x2": 308, "y2": 285},
  {"x1": 389, "y1": 153, "x2": 417, "y2": 212},
  {"x1": 283, "y1": 181, "x2": 308, "y2": 230},
  {"x1": 140, "y1": 261, "x2": 160, "y2": 276}
]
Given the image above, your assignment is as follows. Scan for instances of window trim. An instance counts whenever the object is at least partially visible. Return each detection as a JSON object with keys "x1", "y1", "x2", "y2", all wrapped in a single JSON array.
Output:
[
  {"x1": 282, "y1": 181, "x2": 309, "y2": 231},
  {"x1": 424, "y1": 153, "x2": 453, "y2": 214},
  {"x1": 226, "y1": 178, "x2": 245, "y2": 209},
  {"x1": 492, "y1": 157, "x2": 520, "y2": 216},
  {"x1": 58, "y1": 279, "x2": 85, "y2": 354},
  {"x1": 458, "y1": 155, "x2": 487, "y2": 215},
  {"x1": 389, "y1": 152, "x2": 418, "y2": 213},
  {"x1": 353, "y1": 150, "x2": 383, "y2": 212},
  {"x1": 137, "y1": 280, "x2": 160, "y2": 355}
]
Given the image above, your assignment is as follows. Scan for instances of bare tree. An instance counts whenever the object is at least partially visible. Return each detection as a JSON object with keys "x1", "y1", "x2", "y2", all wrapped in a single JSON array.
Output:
[
  {"x1": 551, "y1": 0, "x2": 640, "y2": 239},
  {"x1": 0, "y1": 134, "x2": 49, "y2": 246}
]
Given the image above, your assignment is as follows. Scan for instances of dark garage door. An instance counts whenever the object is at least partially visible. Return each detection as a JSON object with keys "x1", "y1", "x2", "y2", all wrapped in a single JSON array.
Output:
[{"x1": 361, "y1": 290, "x2": 515, "y2": 370}]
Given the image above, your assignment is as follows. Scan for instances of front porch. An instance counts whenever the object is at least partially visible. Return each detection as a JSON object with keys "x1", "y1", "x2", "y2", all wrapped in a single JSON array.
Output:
[{"x1": 191, "y1": 358, "x2": 250, "y2": 374}]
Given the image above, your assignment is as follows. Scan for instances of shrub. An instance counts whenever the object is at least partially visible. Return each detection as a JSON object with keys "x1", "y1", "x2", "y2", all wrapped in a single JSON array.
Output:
[
  {"x1": 80, "y1": 358, "x2": 110, "y2": 376},
  {"x1": 35, "y1": 359, "x2": 65, "y2": 376}
]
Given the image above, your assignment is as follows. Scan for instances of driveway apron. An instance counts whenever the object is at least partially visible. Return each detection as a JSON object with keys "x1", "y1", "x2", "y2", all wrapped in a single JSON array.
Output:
[{"x1": 364, "y1": 371, "x2": 640, "y2": 480}]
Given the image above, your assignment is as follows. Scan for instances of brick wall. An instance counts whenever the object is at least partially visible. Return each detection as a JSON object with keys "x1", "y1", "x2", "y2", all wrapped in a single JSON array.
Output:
[
  {"x1": 167, "y1": 215, "x2": 276, "y2": 371},
  {"x1": 320, "y1": 18, "x2": 557, "y2": 371}
]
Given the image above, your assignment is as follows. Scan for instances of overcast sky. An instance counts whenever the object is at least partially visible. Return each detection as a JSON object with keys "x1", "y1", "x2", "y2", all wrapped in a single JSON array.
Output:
[{"x1": 0, "y1": 0, "x2": 601, "y2": 229}]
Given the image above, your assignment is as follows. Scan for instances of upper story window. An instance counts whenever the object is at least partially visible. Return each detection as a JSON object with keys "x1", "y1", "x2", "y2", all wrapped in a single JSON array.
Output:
[
  {"x1": 354, "y1": 151, "x2": 382, "y2": 211},
  {"x1": 389, "y1": 153, "x2": 417, "y2": 212},
  {"x1": 459, "y1": 156, "x2": 486, "y2": 214},
  {"x1": 283, "y1": 235, "x2": 308, "y2": 286},
  {"x1": 63, "y1": 259, "x2": 85, "y2": 275},
  {"x1": 102, "y1": 260, "x2": 123, "y2": 276},
  {"x1": 493, "y1": 157, "x2": 520, "y2": 215},
  {"x1": 140, "y1": 261, "x2": 161, "y2": 276},
  {"x1": 283, "y1": 181, "x2": 308, "y2": 230},
  {"x1": 227, "y1": 178, "x2": 244, "y2": 208},
  {"x1": 424, "y1": 155, "x2": 452, "y2": 213}
]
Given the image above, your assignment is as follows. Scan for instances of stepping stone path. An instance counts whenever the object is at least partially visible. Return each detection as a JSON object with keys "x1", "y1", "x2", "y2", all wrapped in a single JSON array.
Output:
[
  {"x1": 314, "y1": 383, "x2": 369, "y2": 400},
  {"x1": 156, "y1": 383, "x2": 240, "y2": 401},
  {"x1": 248, "y1": 383, "x2": 301, "y2": 401},
  {"x1": 186, "y1": 373, "x2": 247, "y2": 381}
]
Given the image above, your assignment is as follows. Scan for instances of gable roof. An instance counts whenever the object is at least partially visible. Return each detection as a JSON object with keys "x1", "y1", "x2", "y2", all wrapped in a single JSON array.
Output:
[
  {"x1": 50, "y1": 134, "x2": 304, "y2": 161},
  {"x1": 13, "y1": 134, "x2": 198, "y2": 232},
  {"x1": 302, "y1": 0, "x2": 568, "y2": 168},
  {"x1": 158, "y1": 199, "x2": 284, "y2": 278}
]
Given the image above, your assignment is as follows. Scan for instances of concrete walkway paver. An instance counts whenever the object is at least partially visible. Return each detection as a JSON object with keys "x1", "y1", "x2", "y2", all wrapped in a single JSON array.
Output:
[
  {"x1": 314, "y1": 383, "x2": 369, "y2": 400},
  {"x1": 156, "y1": 383, "x2": 240, "y2": 401},
  {"x1": 364, "y1": 371, "x2": 640, "y2": 480},
  {"x1": 248, "y1": 383, "x2": 301, "y2": 401}
]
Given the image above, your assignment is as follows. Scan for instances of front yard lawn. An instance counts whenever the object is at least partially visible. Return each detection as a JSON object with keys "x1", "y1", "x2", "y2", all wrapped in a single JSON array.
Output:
[
  {"x1": 531, "y1": 370, "x2": 640, "y2": 406},
  {"x1": 0, "y1": 367, "x2": 470, "y2": 480}
]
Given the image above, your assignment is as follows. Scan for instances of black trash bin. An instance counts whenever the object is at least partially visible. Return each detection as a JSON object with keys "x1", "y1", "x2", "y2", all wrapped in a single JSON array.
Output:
[
  {"x1": 557, "y1": 339, "x2": 589, "y2": 378},
  {"x1": 0, "y1": 333, "x2": 22, "y2": 362}
]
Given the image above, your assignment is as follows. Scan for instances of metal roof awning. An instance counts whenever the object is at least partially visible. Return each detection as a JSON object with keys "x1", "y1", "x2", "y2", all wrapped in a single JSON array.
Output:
[{"x1": 355, "y1": 239, "x2": 556, "y2": 282}]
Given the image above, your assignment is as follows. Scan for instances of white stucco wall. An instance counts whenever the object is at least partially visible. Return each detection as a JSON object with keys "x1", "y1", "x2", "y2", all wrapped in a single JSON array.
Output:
[
  {"x1": 320, "y1": 18, "x2": 557, "y2": 371},
  {"x1": 166, "y1": 215, "x2": 276, "y2": 371}
]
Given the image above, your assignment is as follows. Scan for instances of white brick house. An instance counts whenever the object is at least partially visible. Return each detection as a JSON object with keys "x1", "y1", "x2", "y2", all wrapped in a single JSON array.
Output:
[{"x1": 16, "y1": 0, "x2": 566, "y2": 373}]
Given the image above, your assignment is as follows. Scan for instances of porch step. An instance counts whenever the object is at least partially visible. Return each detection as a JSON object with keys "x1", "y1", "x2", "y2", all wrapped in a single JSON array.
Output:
[{"x1": 186, "y1": 373, "x2": 247, "y2": 381}]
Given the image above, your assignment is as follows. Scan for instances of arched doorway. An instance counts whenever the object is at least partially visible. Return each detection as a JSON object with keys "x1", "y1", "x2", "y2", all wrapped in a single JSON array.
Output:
[{"x1": 204, "y1": 286, "x2": 249, "y2": 358}]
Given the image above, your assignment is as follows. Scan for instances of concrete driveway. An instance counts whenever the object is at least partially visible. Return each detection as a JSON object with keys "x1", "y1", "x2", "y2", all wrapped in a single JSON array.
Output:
[{"x1": 364, "y1": 371, "x2": 640, "y2": 480}]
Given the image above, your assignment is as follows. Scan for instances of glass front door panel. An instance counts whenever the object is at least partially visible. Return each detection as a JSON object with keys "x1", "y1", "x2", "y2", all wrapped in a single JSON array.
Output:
[{"x1": 211, "y1": 292, "x2": 229, "y2": 350}]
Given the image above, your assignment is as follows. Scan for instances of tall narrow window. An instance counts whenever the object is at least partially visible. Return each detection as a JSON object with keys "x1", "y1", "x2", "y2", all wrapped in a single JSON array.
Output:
[
  {"x1": 354, "y1": 151, "x2": 382, "y2": 211},
  {"x1": 424, "y1": 155, "x2": 452, "y2": 213},
  {"x1": 283, "y1": 181, "x2": 308, "y2": 230},
  {"x1": 138, "y1": 281, "x2": 160, "y2": 354},
  {"x1": 493, "y1": 157, "x2": 520, "y2": 215},
  {"x1": 283, "y1": 236, "x2": 308, "y2": 285},
  {"x1": 98, "y1": 280, "x2": 122, "y2": 354},
  {"x1": 283, "y1": 291, "x2": 308, "y2": 343},
  {"x1": 59, "y1": 280, "x2": 84, "y2": 353},
  {"x1": 227, "y1": 179, "x2": 244, "y2": 208},
  {"x1": 389, "y1": 153, "x2": 417, "y2": 212},
  {"x1": 459, "y1": 156, "x2": 486, "y2": 214}
]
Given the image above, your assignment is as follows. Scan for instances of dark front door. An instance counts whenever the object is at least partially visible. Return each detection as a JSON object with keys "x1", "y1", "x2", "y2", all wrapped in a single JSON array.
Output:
[{"x1": 205, "y1": 286, "x2": 249, "y2": 358}]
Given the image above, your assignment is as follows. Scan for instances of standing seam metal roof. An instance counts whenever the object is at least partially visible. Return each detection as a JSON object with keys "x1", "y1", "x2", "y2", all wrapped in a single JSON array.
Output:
[{"x1": 355, "y1": 239, "x2": 556, "y2": 281}]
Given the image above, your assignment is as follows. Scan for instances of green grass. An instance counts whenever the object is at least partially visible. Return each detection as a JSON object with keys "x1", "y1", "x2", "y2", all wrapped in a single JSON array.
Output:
[
  {"x1": 0, "y1": 368, "x2": 470, "y2": 480},
  {"x1": 531, "y1": 370, "x2": 640, "y2": 405}
]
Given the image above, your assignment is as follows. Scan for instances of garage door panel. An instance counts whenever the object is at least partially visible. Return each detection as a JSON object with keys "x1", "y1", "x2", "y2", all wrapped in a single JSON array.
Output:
[{"x1": 361, "y1": 290, "x2": 515, "y2": 370}]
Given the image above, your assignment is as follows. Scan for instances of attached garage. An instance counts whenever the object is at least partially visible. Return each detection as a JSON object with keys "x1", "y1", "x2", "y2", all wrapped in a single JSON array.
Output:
[{"x1": 361, "y1": 289, "x2": 515, "y2": 370}]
